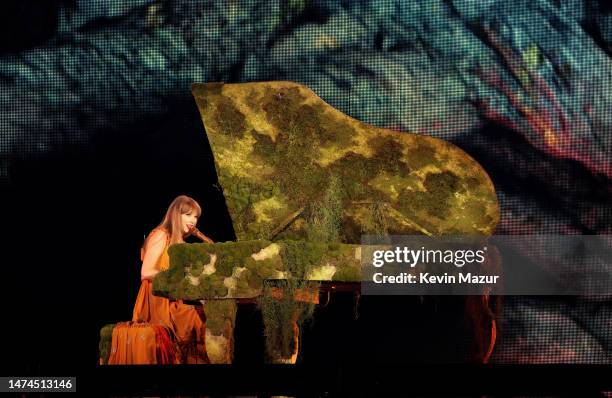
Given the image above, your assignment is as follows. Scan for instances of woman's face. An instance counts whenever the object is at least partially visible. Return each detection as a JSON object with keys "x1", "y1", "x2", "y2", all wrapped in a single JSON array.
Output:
[{"x1": 180, "y1": 209, "x2": 199, "y2": 235}]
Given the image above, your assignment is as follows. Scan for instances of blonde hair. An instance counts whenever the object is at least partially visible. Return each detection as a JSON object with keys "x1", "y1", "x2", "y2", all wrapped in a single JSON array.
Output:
[{"x1": 143, "y1": 195, "x2": 202, "y2": 250}]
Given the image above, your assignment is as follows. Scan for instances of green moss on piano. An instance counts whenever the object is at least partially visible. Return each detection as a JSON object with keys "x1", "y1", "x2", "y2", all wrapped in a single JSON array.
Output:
[
  {"x1": 99, "y1": 323, "x2": 116, "y2": 365},
  {"x1": 280, "y1": 240, "x2": 327, "y2": 279},
  {"x1": 192, "y1": 81, "x2": 500, "y2": 241},
  {"x1": 332, "y1": 265, "x2": 361, "y2": 282},
  {"x1": 203, "y1": 300, "x2": 237, "y2": 336},
  {"x1": 397, "y1": 170, "x2": 462, "y2": 220},
  {"x1": 154, "y1": 240, "x2": 362, "y2": 300},
  {"x1": 304, "y1": 174, "x2": 343, "y2": 243},
  {"x1": 258, "y1": 287, "x2": 316, "y2": 361}
]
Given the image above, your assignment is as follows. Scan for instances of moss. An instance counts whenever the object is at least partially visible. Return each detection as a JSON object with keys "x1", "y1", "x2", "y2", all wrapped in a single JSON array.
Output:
[
  {"x1": 424, "y1": 170, "x2": 463, "y2": 195},
  {"x1": 159, "y1": 238, "x2": 360, "y2": 310},
  {"x1": 218, "y1": 173, "x2": 258, "y2": 215},
  {"x1": 331, "y1": 266, "x2": 361, "y2": 282},
  {"x1": 273, "y1": 219, "x2": 309, "y2": 241},
  {"x1": 280, "y1": 240, "x2": 327, "y2": 279},
  {"x1": 205, "y1": 240, "x2": 271, "y2": 277},
  {"x1": 196, "y1": 81, "x2": 500, "y2": 241},
  {"x1": 371, "y1": 201, "x2": 389, "y2": 235},
  {"x1": 396, "y1": 190, "x2": 438, "y2": 232},
  {"x1": 404, "y1": 142, "x2": 440, "y2": 170},
  {"x1": 205, "y1": 82, "x2": 488, "y2": 241},
  {"x1": 367, "y1": 135, "x2": 410, "y2": 176},
  {"x1": 328, "y1": 242, "x2": 341, "y2": 251},
  {"x1": 189, "y1": 260, "x2": 205, "y2": 276},
  {"x1": 340, "y1": 214, "x2": 366, "y2": 244},
  {"x1": 398, "y1": 189, "x2": 440, "y2": 223},
  {"x1": 273, "y1": 127, "x2": 327, "y2": 203},
  {"x1": 203, "y1": 300, "x2": 237, "y2": 336},
  {"x1": 319, "y1": 245, "x2": 360, "y2": 279},
  {"x1": 233, "y1": 276, "x2": 253, "y2": 296},
  {"x1": 256, "y1": 88, "x2": 336, "y2": 209},
  {"x1": 180, "y1": 278, "x2": 202, "y2": 301},
  {"x1": 168, "y1": 244, "x2": 210, "y2": 278},
  {"x1": 213, "y1": 95, "x2": 247, "y2": 138},
  {"x1": 305, "y1": 175, "x2": 343, "y2": 243},
  {"x1": 452, "y1": 200, "x2": 494, "y2": 232},
  {"x1": 213, "y1": 253, "x2": 239, "y2": 277},
  {"x1": 464, "y1": 176, "x2": 482, "y2": 191},
  {"x1": 161, "y1": 240, "x2": 289, "y2": 299},
  {"x1": 327, "y1": 152, "x2": 385, "y2": 201},
  {"x1": 261, "y1": 86, "x2": 307, "y2": 133},
  {"x1": 316, "y1": 102, "x2": 357, "y2": 147},
  {"x1": 197, "y1": 82, "x2": 223, "y2": 96},
  {"x1": 252, "y1": 133, "x2": 277, "y2": 160},
  {"x1": 243, "y1": 88, "x2": 261, "y2": 111},
  {"x1": 159, "y1": 243, "x2": 214, "y2": 296},
  {"x1": 293, "y1": 103, "x2": 323, "y2": 137},
  {"x1": 218, "y1": 170, "x2": 284, "y2": 240},
  {"x1": 398, "y1": 171, "x2": 461, "y2": 220},
  {"x1": 245, "y1": 256, "x2": 284, "y2": 278},
  {"x1": 259, "y1": 294, "x2": 299, "y2": 360},
  {"x1": 247, "y1": 272, "x2": 264, "y2": 289},
  {"x1": 252, "y1": 196, "x2": 285, "y2": 224},
  {"x1": 243, "y1": 256, "x2": 257, "y2": 269},
  {"x1": 355, "y1": 201, "x2": 390, "y2": 236},
  {"x1": 99, "y1": 323, "x2": 116, "y2": 364},
  {"x1": 198, "y1": 275, "x2": 228, "y2": 298},
  {"x1": 256, "y1": 239, "x2": 328, "y2": 361},
  {"x1": 257, "y1": 283, "x2": 318, "y2": 361}
]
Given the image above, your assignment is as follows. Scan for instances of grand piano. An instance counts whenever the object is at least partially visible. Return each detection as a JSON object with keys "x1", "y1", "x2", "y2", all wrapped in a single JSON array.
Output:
[{"x1": 99, "y1": 81, "x2": 500, "y2": 365}]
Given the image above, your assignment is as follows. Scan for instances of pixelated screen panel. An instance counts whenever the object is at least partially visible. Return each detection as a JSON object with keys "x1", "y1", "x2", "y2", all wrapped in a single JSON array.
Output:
[{"x1": 1, "y1": 1, "x2": 610, "y2": 364}]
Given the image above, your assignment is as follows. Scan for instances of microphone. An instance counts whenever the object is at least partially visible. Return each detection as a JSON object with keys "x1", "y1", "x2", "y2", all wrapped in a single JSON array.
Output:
[{"x1": 189, "y1": 226, "x2": 214, "y2": 243}]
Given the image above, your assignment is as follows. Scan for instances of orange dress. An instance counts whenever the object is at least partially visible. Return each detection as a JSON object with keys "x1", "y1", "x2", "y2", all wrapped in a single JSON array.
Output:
[{"x1": 109, "y1": 228, "x2": 209, "y2": 364}]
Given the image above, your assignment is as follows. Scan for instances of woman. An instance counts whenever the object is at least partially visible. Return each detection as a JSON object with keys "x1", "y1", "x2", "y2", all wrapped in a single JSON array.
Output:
[{"x1": 132, "y1": 194, "x2": 213, "y2": 364}]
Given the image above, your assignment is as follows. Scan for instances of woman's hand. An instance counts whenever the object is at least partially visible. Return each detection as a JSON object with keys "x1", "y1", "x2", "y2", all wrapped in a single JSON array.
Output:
[{"x1": 140, "y1": 229, "x2": 167, "y2": 280}]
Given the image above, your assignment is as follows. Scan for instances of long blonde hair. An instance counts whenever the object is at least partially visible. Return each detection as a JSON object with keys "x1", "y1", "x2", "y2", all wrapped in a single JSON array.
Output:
[{"x1": 143, "y1": 195, "x2": 202, "y2": 250}]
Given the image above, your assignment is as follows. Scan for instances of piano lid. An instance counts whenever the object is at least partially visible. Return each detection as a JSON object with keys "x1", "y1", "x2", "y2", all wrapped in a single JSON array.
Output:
[{"x1": 191, "y1": 81, "x2": 499, "y2": 242}]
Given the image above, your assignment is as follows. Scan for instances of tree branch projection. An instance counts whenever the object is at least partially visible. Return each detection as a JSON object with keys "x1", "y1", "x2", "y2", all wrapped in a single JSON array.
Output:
[
  {"x1": 2, "y1": 1, "x2": 610, "y2": 183},
  {"x1": 0, "y1": 0, "x2": 306, "y2": 169},
  {"x1": 2, "y1": 0, "x2": 610, "y2": 234}
]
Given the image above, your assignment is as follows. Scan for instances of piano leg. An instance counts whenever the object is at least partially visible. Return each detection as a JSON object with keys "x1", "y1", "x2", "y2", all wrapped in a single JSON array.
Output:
[
  {"x1": 269, "y1": 311, "x2": 301, "y2": 364},
  {"x1": 201, "y1": 300, "x2": 238, "y2": 364}
]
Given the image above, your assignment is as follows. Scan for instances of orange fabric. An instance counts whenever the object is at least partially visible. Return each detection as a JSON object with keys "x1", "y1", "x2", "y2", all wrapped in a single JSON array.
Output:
[
  {"x1": 170, "y1": 300, "x2": 209, "y2": 364},
  {"x1": 132, "y1": 280, "x2": 172, "y2": 326},
  {"x1": 110, "y1": 228, "x2": 209, "y2": 364},
  {"x1": 107, "y1": 322, "x2": 178, "y2": 364},
  {"x1": 153, "y1": 324, "x2": 179, "y2": 364}
]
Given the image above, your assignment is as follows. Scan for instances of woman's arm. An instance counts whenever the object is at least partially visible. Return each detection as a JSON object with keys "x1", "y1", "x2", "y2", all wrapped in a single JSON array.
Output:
[{"x1": 140, "y1": 229, "x2": 168, "y2": 281}]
